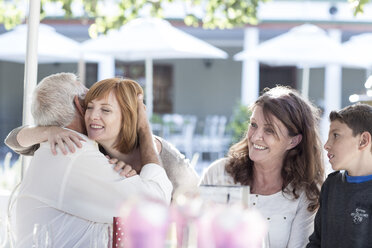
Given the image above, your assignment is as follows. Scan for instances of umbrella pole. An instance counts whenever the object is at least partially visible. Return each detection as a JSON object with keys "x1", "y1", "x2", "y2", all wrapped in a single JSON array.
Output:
[
  {"x1": 21, "y1": 0, "x2": 41, "y2": 177},
  {"x1": 301, "y1": 67, "x2": 310, "y2": 99},
  {"x1": 366, "y1": 68, "x2": 371, "y2": 84},
  {"x1": 145, "y1": 58, "x2": 153, "y2": 118},
  {"x1": 78, "y1": 52, "x2": 86, "y2": 85}
]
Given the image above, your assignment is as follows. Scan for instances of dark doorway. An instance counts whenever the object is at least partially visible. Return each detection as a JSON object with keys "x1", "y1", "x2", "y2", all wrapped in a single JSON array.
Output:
[
  {"x1": 259, "y1": 65, "x2": 297, "y2": 94},
  {"x1": 85, "y1": 63, "x2": 98, "y2": 88}
]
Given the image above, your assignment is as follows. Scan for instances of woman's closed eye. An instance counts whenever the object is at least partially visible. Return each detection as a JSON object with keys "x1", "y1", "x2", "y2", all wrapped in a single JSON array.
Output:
[{"x1": 264, "y1": 128, "x2": 275, "y2": 134}]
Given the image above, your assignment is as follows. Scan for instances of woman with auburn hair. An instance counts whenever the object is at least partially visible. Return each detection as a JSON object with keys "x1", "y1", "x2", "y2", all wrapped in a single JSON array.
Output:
[
  {"x1": 83, "y1": 78, "x2": 145, "y2": 169},
  {"x1": 201, "y1": 86, "x2": 324, "y2": 248},
  {"x1": 6, "y1": 77, "x2": 199, "y2": 196},
  {"x1": 86, "y1": 78, "x2": 199, "y2": 194}
]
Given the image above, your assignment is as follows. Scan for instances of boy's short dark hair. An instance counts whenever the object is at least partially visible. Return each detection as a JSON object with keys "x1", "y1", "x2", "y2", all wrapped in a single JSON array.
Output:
[{"x1": 329, "y1": 103, "x2": 372, "y2": 137}]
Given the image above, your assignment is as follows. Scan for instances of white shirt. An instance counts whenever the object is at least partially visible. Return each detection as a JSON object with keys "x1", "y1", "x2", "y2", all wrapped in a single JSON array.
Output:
[
  {"x1": 200, "y1": 158, "x2": 315, "y2": 248},
  {"x1": 12, "y1": 131, "x2": 173, "y2": 248}
]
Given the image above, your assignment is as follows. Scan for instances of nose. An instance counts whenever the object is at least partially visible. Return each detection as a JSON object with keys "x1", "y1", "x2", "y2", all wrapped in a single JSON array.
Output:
[
  {"x1": 87, "y1": 108, "x2": 100, "y2": 120},
  {"x1": 251, "y1": 128, "x2": 263, "y2": 142},
  {"x1": 324, "y1": 139, "x2": 330, "y2": 151}
]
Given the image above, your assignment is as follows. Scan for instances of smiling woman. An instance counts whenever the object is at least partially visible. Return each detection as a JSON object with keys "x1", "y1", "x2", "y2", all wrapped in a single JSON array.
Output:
[
  {"x1": 84, "y1": 78, "x2": 143, "y2": 155},
  {"x1": 200, "y1": 86, "x2": 324, "y2": 248}
]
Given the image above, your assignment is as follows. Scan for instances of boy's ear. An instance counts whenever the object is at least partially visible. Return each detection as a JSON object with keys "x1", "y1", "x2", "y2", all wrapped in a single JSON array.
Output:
[
  {"x1": 288, "y1": 134, "x2": 302, "y2": 150},
  {"x1": 359, "y1": 131, "x2": 371, "y2": 150}
]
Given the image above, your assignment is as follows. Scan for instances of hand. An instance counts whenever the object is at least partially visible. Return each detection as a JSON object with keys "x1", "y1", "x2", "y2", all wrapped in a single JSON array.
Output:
[
  {"x1": 46, "y1": 126, "x2": 85, "y2": 155},
  {"x1": 136, "y1": 94, "x2": 161, "y2": 166},
  {"x1": 137, "y1": 94, "x2": 150, "y2": 133},
  {"x1": 108, "y1": 158, "x2": 137, "y2": 178}
]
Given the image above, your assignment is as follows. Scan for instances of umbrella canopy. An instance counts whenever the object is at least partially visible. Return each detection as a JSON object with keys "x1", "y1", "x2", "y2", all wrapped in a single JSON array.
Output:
[
  {"x1": 82, "y1": 17, "x2": 228, "y2": 116},
  {"x1": 342, "y1": 33, "x2": 372, "y2": 69},
  {"x1": 82, "y1": 18, "x2": 228, "y2": 61},
  {"x1": 233, "y1": 24, "x2": 352, "y2": 99},
  {"x1": 0, "y1": 24, "x2": 81, "y2": 63},
  {"x1": 234, "y1": 24, "x2": 346, "y2": 67}
]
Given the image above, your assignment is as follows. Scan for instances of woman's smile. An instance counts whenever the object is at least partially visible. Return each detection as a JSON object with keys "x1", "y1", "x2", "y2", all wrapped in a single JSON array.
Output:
[{"x1": 252, "y1": 143, "x2": 268, "y2": 150}]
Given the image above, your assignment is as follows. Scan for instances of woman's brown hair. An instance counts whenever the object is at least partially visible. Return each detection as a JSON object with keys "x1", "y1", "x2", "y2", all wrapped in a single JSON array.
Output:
[
  {"x1": 84, "y1": 78, "x2": 143, "y2": 154},
  {"x1": 225, "y1": 86, "x2": 324, "y2": 211}
]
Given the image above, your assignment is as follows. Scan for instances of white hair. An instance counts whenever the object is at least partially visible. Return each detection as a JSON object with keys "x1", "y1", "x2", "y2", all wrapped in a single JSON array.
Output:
[{"x1": 31, "y1": 72, "x2": 86, "y2": 127}]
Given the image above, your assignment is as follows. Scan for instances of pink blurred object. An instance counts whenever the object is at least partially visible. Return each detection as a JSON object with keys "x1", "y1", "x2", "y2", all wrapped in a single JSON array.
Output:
[
  {"x1": 119, "y1": 198, "x2": 170, "y2": 248},
  {"x1": 209, "y1": 205, "x2": 267, "y2": 248},
  {"x1": 170, "y1": 195, "x2": 203, "y2": 247}
]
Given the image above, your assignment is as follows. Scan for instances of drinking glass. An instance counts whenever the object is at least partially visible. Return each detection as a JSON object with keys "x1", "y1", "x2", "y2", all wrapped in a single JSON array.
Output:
[
  {"x1": 32, "y1": 223, "x2": 52, "y2": 248},
  {"x1": 90, "y1": 224, "x2": 112, "y2": 248}
]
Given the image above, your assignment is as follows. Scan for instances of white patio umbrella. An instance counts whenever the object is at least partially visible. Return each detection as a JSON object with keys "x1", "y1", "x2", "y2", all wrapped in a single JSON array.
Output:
[
  {"x1": 342, "y1": 33, "x2": 372, "y2": 70},
  {"x1": 82, "y1": 17, "x2": 228, "y2": 116},
  {"x1": 234, "y1": 24, "x2": 347, "y2": 65},
  {"x1": 0, "y1": 23, "x2": 81, "y2": 63},
  {"x1": 342, "y1": 34, "x2": 372, "y2": 104},
  {"x1": 234, "y1": 24, "x2": 349, "y2": 98}
]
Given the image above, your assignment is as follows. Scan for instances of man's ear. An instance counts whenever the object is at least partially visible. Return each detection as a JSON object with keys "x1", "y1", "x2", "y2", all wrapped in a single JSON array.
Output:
[
  {"x1": 288, "y1": 134, "x2": 302, "y2": 150},
  {"x1": 74, "y1": 96, "x2": 84, "y2": 116},
  {"x1": 359, "y1": 131, "x2": 371, "y2": 150}
]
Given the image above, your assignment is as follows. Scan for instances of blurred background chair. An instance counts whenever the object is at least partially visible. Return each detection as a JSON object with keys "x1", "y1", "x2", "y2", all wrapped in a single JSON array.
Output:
[
  {"x1": 193, "y1": 115, "x2": 231, "y2": 162},
  {"x1": 161, "y1": 114, "x2": 197, "y2": 160},
  {"x1": 150, "y1": 114, "x2": 232, "y2": 174}
]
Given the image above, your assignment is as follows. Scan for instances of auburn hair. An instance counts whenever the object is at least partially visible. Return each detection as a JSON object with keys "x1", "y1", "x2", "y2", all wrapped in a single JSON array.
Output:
[{"x1": 84, "y1": 78, "x2": 143, "y2": 153}]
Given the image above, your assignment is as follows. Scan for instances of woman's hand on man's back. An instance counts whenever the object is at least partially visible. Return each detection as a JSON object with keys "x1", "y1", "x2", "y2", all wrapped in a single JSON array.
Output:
[{"x1": 107, "y1": 157, "x2": 138, "y2": 178}]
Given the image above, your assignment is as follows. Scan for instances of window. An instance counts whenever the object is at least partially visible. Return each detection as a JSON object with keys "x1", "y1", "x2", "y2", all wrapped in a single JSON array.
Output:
[{"x1": 115, "y1": 63, "x2": 173, "y2": 114}]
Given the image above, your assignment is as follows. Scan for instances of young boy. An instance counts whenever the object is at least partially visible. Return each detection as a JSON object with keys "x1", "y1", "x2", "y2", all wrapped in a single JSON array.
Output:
[{"x1": 306, "y1": 103, "x2": 372, "y2": 248}]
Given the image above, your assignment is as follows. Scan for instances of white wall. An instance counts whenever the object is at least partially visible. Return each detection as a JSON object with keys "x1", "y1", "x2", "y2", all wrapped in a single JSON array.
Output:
[
  {"x1": 341, "y1": 68, "x2": 366, "y2": 107},
  {"x1": 0, "y1": 62, "x2": 24, "y2": 145},
  {"x1": 159, "y1": 54, "x2": 368, "y2": 123},
  {"x1": 161, "y1": 47, "x2": 243, "y2": 120},
  {"x1": 294, "y1": 67, "x2": 366, "y2": 111},
  {"x1": 0, "y1": 62, "x2": 78, "y2": 147}
]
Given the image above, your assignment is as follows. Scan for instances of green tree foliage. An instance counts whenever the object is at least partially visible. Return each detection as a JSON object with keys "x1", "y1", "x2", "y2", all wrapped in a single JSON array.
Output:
[
  {"x1": 349, "y1": 0, "x2": 370, "y2": 15},
  {"x1": 0, "y1": 0, "x2": 267, "y2": 37},
  {"x1": 227, "y1": 101, "x2": 251, "y2": 145},
  {"x1": 0, "y1": 0, "x2": 24, "y2": 30},
  {"x1": 0, "y1": 0, "x2": 367, "y2": 36}
]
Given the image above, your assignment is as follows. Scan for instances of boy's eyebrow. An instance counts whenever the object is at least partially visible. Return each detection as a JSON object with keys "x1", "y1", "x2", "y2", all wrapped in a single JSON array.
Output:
[{"x1": 329, "y1": 128, "x2": 340, "y2": 133}]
